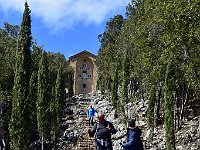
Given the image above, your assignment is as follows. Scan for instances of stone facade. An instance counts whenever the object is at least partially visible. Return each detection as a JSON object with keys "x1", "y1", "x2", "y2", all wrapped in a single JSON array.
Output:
[{"x1": 69, "y1": 50, "x2": 97, "y2": 95}]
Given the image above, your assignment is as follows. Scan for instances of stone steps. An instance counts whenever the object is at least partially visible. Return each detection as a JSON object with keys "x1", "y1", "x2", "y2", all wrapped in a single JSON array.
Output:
[
  {"x1": 78, "y1": 138, "x2": 95, "y2": 150},
  {"x1": 60, "y1": 97, "x2": 95, "y2": 150},
  {"x1": 77, "y1": 99, "x2": 95, "y2": 150}
]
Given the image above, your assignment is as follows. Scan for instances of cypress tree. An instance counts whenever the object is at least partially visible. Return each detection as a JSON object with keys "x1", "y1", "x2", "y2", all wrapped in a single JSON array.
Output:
[
  {"x1": 111, "y1": 63, "x2": 119, "y2": 109},
  {"x1": 147, "y1": 85, "x2": 156, "y2": 141},
  {"x1": 68, "y1": 72, "x2": 74, "y2": 98},
  {"x1": 9, "y1": 2, "x2": 32, "y2": 149},
  {"x1": 28, "y1": 71, "x2": 38, "y2": 142},
  {"x1": 164, "y1": 54, "x2": 176, "y2": 150},
  {"x1": 51, "y1": 64, "x2": 65, "y2": 146},
  {"x1": 37, "y1": 52, "x2": 49, "y2": 150},
  {"x1": 121, "y1": 49, "x2": 130, "y2": 123},
  {"x1": 50, "y1": 86, "x2": 56, "y2": 146},
  {"x1": 55, "y1": 64, "x2": 65, "y2": 119}
]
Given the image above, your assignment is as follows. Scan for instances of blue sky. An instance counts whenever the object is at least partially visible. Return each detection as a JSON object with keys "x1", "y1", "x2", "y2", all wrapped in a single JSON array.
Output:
[{"x1": 0, "y1": 0, "x2": 130, "y2": 59}]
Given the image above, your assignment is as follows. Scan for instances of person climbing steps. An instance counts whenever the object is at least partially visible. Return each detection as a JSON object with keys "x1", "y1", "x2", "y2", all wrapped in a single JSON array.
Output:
[
  {"x1": 87, "y1": 104, "x2": 96, "y2": 126},
  {"x1": 88, "y1": 112, "x2": 117, "y2": 150}
]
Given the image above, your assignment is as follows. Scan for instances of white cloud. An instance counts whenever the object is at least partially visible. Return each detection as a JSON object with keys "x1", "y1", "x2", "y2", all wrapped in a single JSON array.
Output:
[{"x1": 0, "y1": 0, "x2": 130, "y2": 31}]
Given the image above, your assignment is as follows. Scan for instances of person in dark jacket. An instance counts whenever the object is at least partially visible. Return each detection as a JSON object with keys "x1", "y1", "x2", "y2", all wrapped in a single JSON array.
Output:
[
  {"x1": 88, "y1": 112, "x2": 117, "y2": 150},
  {"x1": 121, "y1": 119, "x2": 143, "y2": 150}
]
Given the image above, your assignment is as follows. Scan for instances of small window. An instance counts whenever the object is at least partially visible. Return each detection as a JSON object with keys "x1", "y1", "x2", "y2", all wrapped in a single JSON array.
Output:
[
  {"x1": 83, "y1": 71, "x2": 87, "y2": 73},
  {"x1": 83, "y1": 64, "x2": 86, "y2": 67},
  {"x1": 88, "y1": 75, "x2": 91, "y2": 78},
  {"x1": 78, "y1": 75, "x2": 82, "y2": 77},
  {"x1": 83, "y1": 84, "x2": 86, "y2": 88},
  {"x1": 83, "y1": 59, "x2": 86, "y2": 62}
]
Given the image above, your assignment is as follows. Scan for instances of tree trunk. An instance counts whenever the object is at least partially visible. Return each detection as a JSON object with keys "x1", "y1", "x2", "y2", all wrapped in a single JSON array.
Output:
[
  {"x1": 178, "y1": 88, "x2": 188, "y2": 129},
  {"x1": 42, "y1": 136, "x2": 44, "y2": 150},
  {"x1": 155, "y1": 86, "x2": 161, "y2": 126}
]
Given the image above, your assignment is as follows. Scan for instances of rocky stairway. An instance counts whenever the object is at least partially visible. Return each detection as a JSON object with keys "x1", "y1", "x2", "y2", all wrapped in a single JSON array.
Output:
[
  {"x1": 77, "y1": 137, "x2": 95, "y2": 150},
  {"x1": 57, "y1": 97, "x2": 96, "y2": 150},
  {"x1": 77, "y1": 98, "x2": 95, "y2": 150}
]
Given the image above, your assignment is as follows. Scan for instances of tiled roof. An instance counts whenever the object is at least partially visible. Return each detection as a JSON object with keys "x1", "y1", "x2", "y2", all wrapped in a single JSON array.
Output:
[{"x1": 69, "y1": 50, "x2": 96, "y2": 60}]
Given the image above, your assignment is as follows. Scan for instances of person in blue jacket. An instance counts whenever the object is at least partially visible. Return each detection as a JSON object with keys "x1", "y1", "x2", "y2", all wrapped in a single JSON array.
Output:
[
  {"x1": 87, "y1": 105, "x2": 96, "y2": 126},
  {"x1": 121, "y1": 119, "x2": 143, "y2": 150}
]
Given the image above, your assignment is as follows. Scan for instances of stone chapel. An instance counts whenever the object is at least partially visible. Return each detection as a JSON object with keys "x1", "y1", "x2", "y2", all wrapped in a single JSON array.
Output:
[{"x1": 69, "y1": 50, "x2": 97, "y2": 95}]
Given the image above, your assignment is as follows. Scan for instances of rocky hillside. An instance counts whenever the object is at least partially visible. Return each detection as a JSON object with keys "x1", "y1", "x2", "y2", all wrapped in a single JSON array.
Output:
[{"x1": 59, "y1": 92, "x2": 200, "y2": 150}]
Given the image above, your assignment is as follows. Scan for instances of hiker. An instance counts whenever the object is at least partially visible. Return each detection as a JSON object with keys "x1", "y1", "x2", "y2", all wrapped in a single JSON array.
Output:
[
  {"x1": 88, "y1": 112, "x2": 117, "y2": 150},
  {"x1": 120, "y1": 119, "x2": 143, "y2": 150},
  {"x1": 87, "y1": 105, "x2": 96, "y2": 126}
]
